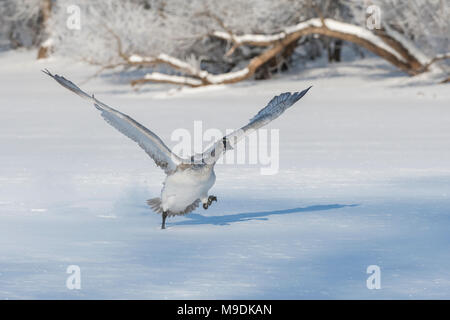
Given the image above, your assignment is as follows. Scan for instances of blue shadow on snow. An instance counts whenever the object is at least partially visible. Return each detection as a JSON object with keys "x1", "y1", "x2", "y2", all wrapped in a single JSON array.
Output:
[{"x1": 172, "y1": 204, "x2": 358, "y2": 226}]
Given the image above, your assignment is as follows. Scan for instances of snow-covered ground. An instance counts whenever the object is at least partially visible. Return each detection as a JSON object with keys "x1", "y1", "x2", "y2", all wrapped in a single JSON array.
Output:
[{"x1": 0, "y1": 49, "x2": 449, "y2": 299}]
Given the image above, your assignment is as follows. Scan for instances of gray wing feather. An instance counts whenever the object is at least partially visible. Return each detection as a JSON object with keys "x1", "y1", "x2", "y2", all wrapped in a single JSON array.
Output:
[
  {"x1": 43, "y1": 69, "x2": 183, "y2": 174},
  {"x1": 200, "y1": 87, "x2": 312, "y2": 164},
  {"x1": 147, "y1": 198, "x2": 163, "y2": 213},
  {"x1": 168, "y1": 199, "x2": 200, "y2": 217},
  {"x1": 249, "y1": 88, "x2": 311, "y2": 124}
]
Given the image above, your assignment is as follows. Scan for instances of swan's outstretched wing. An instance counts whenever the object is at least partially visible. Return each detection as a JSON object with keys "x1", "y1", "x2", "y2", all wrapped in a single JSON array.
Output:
[
  {"x1": 199, "y1": 87, "x2": 312, "y2": 164},
  {"x1": 43, "y1": 69, "x2": 184, "y2": 174}
]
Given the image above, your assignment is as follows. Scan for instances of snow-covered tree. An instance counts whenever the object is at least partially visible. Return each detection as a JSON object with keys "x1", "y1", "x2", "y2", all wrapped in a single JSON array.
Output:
[
  {"x1": 1, "y1": 0, "x2": 448, "y2": 83},
  {"x1": 0, "y1": 0, "x2": 42, "y2": 49}
]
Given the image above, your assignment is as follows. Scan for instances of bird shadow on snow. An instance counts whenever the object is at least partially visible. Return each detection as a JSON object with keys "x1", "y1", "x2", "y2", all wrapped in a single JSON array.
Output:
[{"x1": 172, "y1": 204, "x2": 358, "y2": 227}]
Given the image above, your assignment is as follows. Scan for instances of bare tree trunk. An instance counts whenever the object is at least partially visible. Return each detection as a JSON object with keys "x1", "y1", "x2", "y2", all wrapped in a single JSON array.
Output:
[
  {"x1": 327, "y1": 38, "x2": 342, "y2": 63},
  {"x1": 330, "y1": 39, "x2": 342, "y2": 62},
  {"x1": 37, "y1": 0, "x2": 52, "y2": 59}
]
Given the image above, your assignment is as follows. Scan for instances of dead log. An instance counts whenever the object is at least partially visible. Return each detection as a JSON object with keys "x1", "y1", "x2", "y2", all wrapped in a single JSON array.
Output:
[
  {"x1": 212, "y1": 18, "x2": 431, "y2": 75},
  {"x1": 99, "y1": 18, "x2": 442, "y2": 87}
]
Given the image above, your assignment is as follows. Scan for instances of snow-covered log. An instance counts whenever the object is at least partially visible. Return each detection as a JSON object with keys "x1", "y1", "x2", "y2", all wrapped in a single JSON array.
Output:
[
  {"x1": 212, "y1": 18, "x2": 434, "y2": 75},
  {"x1": 102, "y1": 16, "x2": 444, "y2": 87},
  {"x1": 131, "y1": 72, "x2": 204, "y2": 87},
  {"x1": 128, "y1": 32, "x2": 300, "y2": 87}
]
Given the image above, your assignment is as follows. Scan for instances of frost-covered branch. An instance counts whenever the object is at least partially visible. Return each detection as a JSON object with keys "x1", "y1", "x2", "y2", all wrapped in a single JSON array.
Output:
[
  {"x1": 46, "y1": 0, "x2": 446, "y2": 87},
  {"x1": 128, "y1": 52, "x2": 252, "y2": 87},
  {"x1": 124, "y1": 16, "x2": 442, "y2": 87},
  {"x1": 212, "y1": 17, "x2": 436, "y2": 75},
  {"x1": 420, "y1": 53, "x2": 450, "y2": 72},
  {"x1": 127, "y1": 31, "x2": 303, "y2": 87}
]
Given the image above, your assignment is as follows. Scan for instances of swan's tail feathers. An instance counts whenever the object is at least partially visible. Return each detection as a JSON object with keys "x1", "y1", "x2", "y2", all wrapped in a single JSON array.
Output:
[{"x1": 147, "y1": 198, "x2": 163, "y2": 214}]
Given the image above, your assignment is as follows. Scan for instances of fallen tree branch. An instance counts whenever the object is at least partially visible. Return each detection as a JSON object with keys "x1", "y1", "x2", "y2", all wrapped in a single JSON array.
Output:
[
  {"x1": 97, "y1": 18, "x2": 439, "y2": 87},
  {"x1": 131, "y1": 72, "x2": 203, "y2": 87},
  {"x1": 212, "y1": 18, "x2": 434, "y2": 75},
  {"x1": 418, "y1": 52, "x2": 450, "y2": 73}
]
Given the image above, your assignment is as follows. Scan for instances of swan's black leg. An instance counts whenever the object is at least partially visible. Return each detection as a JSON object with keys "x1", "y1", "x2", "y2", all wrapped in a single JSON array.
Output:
[{"x1": 161, "y1": 212, "x2": 168, "y2": 229}]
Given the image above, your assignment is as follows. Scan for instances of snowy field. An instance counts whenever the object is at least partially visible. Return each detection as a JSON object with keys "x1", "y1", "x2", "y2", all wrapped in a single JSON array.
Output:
[{"x1": 0, "y1": 49, "x2": 449, "y2": 299}]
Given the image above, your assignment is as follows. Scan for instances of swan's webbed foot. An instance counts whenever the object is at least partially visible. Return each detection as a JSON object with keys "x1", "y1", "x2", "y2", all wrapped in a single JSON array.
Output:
[
  {"x1": 203, "y1": 195, "x2": 217, "y2": 210},
  {"x1": 208, "y1": 195, "x2": 217, "y2": 205}
]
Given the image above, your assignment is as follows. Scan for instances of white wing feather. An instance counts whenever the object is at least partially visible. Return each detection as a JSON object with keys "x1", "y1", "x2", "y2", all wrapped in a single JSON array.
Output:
[{"x1": 43, "y1": 69, "x2": 184, "y2": 174}]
